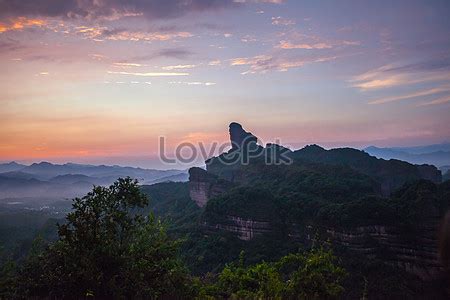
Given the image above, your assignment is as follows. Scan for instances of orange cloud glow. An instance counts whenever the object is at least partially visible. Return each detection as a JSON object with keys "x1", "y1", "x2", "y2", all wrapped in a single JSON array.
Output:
[
  {"x1": 277, "y1": 40, "x2": 332, "y2": 49},
  {"x1": 0, "y1": 17, "x2": 46, "y2": 33}
]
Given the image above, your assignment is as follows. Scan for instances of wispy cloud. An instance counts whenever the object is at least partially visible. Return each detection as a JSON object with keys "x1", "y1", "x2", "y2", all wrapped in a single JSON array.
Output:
[
  {"x1": 208, "y1": 60, "x2": 221, "y2": 66},
  {"x1": 107, "y1": 71, "x2": 189, "y2": 77},
  {"x1": 352, "y1": 57, "x2": 450, "y2": 106},
  {"x1": 113, "y1": 62, "x2": 145, "y2": 67},
  {"x1": 162, "y1": 64, "x2": 196, "y2": 71},
  {"x1": 277, "y1": 40, "x2": 332, "y2": 50},
  {"x1": 351, "y1": 58, "x2": 450, "y2": 91},
  {"x1": 368, "y1": 86, "x2": 450, "y2": 105},
  {"x1": 276, "y1": 33, "x2": 360, "y2": 50},
  {"x1": 89, "y1": 54, "x2": 108, "y2": 61},
  {"x1": 230, "y1": 54, "x2": 337, "y2": 74},
  {"x1": 271, "y1": 16, "x2": 295, "y2": 26},
  {"x1": 241, "y1": 35, "x2": 258, "y2": 43},
  {"x1": 103, "y1": 30, "x2": 192, "y2": 42},
  {"x1": 351, "y1": 65, "x2": 406, "y2": 90},
  {"x1": 105, "y1": 81, "x2": 152, "y2": 85},
  {"x1": 276, "y1": 36, "x2": 361, "y2": 50},
  {"x1": 168, "y1": 81, "x2": 216, "y2": 86},
  {"x1": 417, "y1": 95, "x2": 450, "y2": 106},
  {"x1": 76, "y1": 27, "x2": 193, "y2": 42}
]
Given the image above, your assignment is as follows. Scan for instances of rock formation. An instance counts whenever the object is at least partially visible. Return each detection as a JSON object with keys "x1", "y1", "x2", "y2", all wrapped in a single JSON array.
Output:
[
  {"x1": 187, "y1": 123, "x2": 448, "y2": 280},
  {"x1": 229, "y1": 122, "x2": 258, "y2": 150},
  {"x1": 188, "y1": 167, "x2": 230, "y2": 207}
]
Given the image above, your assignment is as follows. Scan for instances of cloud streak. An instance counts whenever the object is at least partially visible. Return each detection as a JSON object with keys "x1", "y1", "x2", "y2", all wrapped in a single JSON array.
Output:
[
  {"x1": 368, "y1": 86, "x2": 450, "y2": 105},
  {"x1": 276, "y1": 32, "x2": 360, "y2": 50},
  {"x1": 417, "y1": 95, "x2": 450, "y2": 107},
  {"x1": 75, "y1": 27, "x2": 193, "y2": 42},
  {"x1": 277, "y1": 40, "x2": 332, "y2": 50},
  {"x1": 107, "y1": 71, "x2": 189, "y2": 77},
  {"x1": 351, "y1": 62, "x2": 450, "y2": 91},
  {"x1": 168, "y1": 81, "x2": 216, "y2": 86},
  {"x1": 271, "y1": 16, "x2": 295, "y2": 26},
  {"x1": 162, "y1": 64, "x2": 196, "y2": 71},
  {"x1": 113, "y1": 62, "x2": 145, "y2": 67},
  {"x1": 230, "y1": 54, "x2": 337, "y2": 74}
]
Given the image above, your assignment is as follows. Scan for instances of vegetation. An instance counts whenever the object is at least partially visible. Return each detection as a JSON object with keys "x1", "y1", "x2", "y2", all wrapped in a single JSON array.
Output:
[
  {"x1": 0, "y1": 178, "x2": 347, "y2": 299},
  {"x1": 199, "y1": 248, "x2": 346, "y2": 299},
  {"x1": 2, "y1": 178, "x2": 190, "y2": 298}
]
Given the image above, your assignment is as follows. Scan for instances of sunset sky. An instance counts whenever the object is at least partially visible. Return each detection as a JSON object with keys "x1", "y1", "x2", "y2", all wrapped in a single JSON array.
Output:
[{"x1": 1, "y1": 0, "x2": 450, "y2": 168}]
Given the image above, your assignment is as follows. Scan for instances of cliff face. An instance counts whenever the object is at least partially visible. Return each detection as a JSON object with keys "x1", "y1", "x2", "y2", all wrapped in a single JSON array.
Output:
[
  {"x1": 203, "y1": 216, "x2": 272, "y2": 241},
  {"x1": 188, "y1": 167, "x2": 230, "y2": 207},
  {"x1": 199, "y1": 215, "x2": 443, "y2": 280},
  {"x1": 321, "y1": 223, "x2": 443, "y2": 281}
]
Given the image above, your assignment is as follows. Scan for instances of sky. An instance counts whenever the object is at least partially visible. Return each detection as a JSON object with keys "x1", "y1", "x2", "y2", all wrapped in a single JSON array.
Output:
[{"x1": 1, "y1": 0, "x2": 450, "y2": 168}]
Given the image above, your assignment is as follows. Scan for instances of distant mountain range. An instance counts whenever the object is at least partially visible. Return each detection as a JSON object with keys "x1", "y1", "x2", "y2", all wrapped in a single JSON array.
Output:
[
  {"x1": 0, "y1": 162, "x2": 188, "y2": 200},
  {"x1": 364, "y1": 143, "x2": 450, "y2": 169}
]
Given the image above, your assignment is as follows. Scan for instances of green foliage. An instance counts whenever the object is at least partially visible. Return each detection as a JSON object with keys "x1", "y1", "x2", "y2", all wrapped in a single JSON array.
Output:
[
  {"x1": 276, "y1": 248, "x2": 346, "y2": 299},
  {"x1": 202, "y1": 160, "x2": 380, "y2": 231},
  {"x1": 0, "y1": 259, "x2": 16, "y2": 298},
  {"x1": 205, "y1": 186, "x2": 281, "y2": 222},
  {"x1": 391, "y1": 180, "x2": 446, "y2": 223},
  {"x1": 140, "y1": 182, "x2": 201, "y2": 233},
  {"x1": 10, "y1": 178, "x2": 190, "y2": 298},
  {"x1": 317, "y1": 196, "x2": 396, "y2": 227},
  {"x1": 201, "y1": 247, "x2": 346, "y2": 299},
  {"x1": 0, "y1": 211, "x2": 61, "y2": 263}
]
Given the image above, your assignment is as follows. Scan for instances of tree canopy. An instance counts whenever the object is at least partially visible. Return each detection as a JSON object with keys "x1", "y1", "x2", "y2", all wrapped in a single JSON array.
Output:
[{"x1": 10, "y1": 177, "x2": 190, "y2": 298}]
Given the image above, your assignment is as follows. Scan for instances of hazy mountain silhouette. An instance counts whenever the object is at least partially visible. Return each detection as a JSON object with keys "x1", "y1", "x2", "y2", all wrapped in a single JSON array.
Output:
[
  {"x1": 364, "y1": 143, "x2": 450, "y2": 168},
  {"x1": 0, "y1": 162, "x2": 26, "y2": 173},
  {"x1": 0, "y1": 162, "x2": 188, "y2": 201}
]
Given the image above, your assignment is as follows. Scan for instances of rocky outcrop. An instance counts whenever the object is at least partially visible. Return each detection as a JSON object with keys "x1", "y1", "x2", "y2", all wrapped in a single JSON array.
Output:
[
  {"x1": 188, "y1": 167, "x2": 231, "y2": 207},
  {"x1": 229, "y1": 122, "x2": 258, "y2": 150},
  {"x1": 204, "y1": 216, "x2": 444, "y2": 280},
  {"x1": 204, "y1": 216, "x2": 271, "y2": 240},
  {"x1": 321, "y1": 222, "x2": 443, "y2": 281}
]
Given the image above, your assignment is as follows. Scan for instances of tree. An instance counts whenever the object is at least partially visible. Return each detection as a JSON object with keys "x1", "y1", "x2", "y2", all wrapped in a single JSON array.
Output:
[
  {"x1": 276, "y1": 248, "x2": 346, "y2": 299},
  {"x1": 201, "y1": 248, "x2": 346, "y2": 299},
  {"x1": 14, "y1": 177, "x2": 190, "y2": 298},
  {"x1": 213, "y1": 251, "x2": 284, "y2": 298}
]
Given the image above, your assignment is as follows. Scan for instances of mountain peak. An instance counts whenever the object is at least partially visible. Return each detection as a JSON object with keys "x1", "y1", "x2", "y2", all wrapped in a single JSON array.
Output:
[
  {"x1": 302, "y1": 144, "x2": 326, "y2": 153},
  {"x1": 229, "y1": 122, "x2": 258, "y2": 150},
  {"x1": 31, "y1": 161, "x2": 53, "y2": 167}
]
